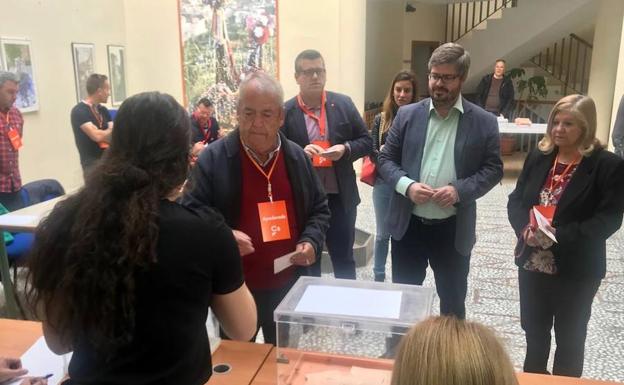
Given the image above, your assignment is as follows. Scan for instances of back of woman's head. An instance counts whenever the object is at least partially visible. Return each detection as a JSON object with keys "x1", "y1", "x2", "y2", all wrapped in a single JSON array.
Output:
[
  {"x1": 27, "y1": 92, "x2": 190, "y2": 353},
  {"x1": 391, "y1": 316, "x2": 518, "y2": 385}
]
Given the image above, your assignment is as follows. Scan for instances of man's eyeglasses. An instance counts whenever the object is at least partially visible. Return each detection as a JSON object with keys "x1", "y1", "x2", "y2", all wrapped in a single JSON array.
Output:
[
  {"x1": 428, "y1": 73, "x2": 460, "y2": 83},
  {"x1": 297, "y1": 68, "x2": 326, "y2": 77}
]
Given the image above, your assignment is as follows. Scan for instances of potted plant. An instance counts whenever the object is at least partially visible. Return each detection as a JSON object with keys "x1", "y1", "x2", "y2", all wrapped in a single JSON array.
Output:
[{"x1": 501, "y1": 68, "x2": 548, "y2": 155}]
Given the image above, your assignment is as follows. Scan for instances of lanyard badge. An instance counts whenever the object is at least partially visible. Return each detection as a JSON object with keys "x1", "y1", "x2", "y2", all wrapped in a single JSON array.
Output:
[{"x1": 243, "y1": 148, "x2": 292, "y2": 243}]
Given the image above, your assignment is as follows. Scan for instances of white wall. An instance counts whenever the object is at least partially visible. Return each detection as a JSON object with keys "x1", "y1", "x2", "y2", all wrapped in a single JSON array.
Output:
[
  {"x1": 587, "y1": 0, "x2": 624, "y2": 144},
  {"x1": 123, "y1": 0, "x2": 184, "y2": 103},
  {"x1": 0, "y1": 0, "x2": 127, "y2": 191},
  {"x1": 365, "y1": 0, "x2": 405, "y2": 105},
  {"x1": 402, "y1": 3, "x2": 446, "y2": 64},
  {"x1": 278, "y1": 0, "x2": 367, "y2": 111},
  {"x1": 609, "y1": 13, "x2": 624, "y2": 147}
]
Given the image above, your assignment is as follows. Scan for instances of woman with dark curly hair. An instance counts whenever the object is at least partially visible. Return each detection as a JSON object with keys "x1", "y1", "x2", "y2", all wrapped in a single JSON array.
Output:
[{"x1": 26, "y1": 92, "x2": 257, "y2": 385}]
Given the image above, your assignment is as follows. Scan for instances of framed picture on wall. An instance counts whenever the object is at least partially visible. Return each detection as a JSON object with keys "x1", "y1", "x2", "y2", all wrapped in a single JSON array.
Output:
[
  {"x1": 72, "y1": 43, "x2": 95, "y2": 102},
  {"x1": 178, "y1": 0, "x2": 278, "y2": 128},
  {"x1": 107, "y1": 45, "x2": 127, "y2": 106},
  {"x1": 0, "y1": 37, "x2": 39, "y2": 112}
]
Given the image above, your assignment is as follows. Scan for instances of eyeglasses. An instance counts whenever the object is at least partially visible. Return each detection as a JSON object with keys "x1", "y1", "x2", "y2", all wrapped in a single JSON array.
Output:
[
  {"x1": 428, "y1": 73, "x2": 460, "y2": 83},
  {"x1": 297, "y1": 68, "x2": 326, "y2": 77}
]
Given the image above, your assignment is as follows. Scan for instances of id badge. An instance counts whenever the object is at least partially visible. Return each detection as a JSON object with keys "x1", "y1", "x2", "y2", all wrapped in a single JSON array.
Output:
[
  {"x1": 7, "y1": 128, "x2": 22, "y2": 150},
  {"x1": 312, "y1": 140, "x2": 332, "y2": 168},
  {"x1": 258, "y1": 200, "x2": 291, "y2": 242}
]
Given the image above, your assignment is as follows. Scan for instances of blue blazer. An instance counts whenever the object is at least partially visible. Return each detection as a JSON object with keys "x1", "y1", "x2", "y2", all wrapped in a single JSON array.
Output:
[
  {"x1": 282, "y1": 91, "x2": 372, "y2": 209},
  {"x1": 378, "y1": 97, "x2": 503, "y2": 256}
]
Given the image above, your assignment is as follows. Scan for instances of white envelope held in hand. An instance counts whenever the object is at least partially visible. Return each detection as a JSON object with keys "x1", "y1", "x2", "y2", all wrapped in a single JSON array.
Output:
[{"x1": 274, "y1": 251, "x2": 298, "y2": 274}]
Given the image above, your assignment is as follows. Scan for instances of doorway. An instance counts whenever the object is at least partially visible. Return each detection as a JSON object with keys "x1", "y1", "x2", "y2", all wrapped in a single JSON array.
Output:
[{"x1": 411, "y1": 41, "x2": 440, "y2": 98}]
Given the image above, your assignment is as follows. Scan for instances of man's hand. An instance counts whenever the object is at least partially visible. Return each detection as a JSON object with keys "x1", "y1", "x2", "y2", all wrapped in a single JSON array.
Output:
[
  {"x1": 232, "y1": 229, "x2": 255, "y2": 256},
  {"x1": 431, "y1": 185, "x2": 458, "y2": 208},
  {"x1": 290, "y1": 242, "x2": 316, "y2": 266},
  {"x1": 321, "y1": 144, "x2": 346, "y2": 161},
  {"x1": 0, "y1": 357, "x2": 27, "y2": 383},
  {"x1": 191, "y1": 142, "x2": 206, "y2": 157},
  {"x1": 407, "y1": 182, "x2": 434, "y2": 205},
  {"x1": 303, "y1": 143, "x2": 325, "y2": 159}
]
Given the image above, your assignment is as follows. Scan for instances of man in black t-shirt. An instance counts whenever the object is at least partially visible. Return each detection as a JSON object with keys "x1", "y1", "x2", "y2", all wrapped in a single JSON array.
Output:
[{"x1": 70, "y1": 73, "x2": 113, "y2": 175}]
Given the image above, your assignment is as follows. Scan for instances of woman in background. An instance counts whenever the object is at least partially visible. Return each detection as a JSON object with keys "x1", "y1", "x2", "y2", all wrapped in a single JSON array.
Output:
[
  {"x1": 508, "y1": 94, "x2": 624, "y2": 377},
  {"x1": 27, "y1": 92, "x2": 257, "y2": 385},
  {"x1": 371, "y1": 70, "x2": 418, "y2": 282},
  {"x1": 391, "y1": 316, "x2": 518, "y2": 385}
]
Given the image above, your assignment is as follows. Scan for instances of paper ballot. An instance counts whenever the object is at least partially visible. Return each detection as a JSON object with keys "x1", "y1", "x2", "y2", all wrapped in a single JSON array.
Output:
[
  {"x1": 274, "y1": 251, "x2": 297, "y2": 274},
  {"x1": 295, "y1": 285, "x2": 402, "y2": 319},
  {"x1": 533, "y1": 206, "x2": 557, "y2": 243},
  {"x1": 7, "y1": 337, "x2": 71, "y2": 385}
]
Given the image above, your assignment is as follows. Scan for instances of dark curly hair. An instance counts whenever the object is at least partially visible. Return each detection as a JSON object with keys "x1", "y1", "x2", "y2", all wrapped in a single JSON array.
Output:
[{"x1": 26, "y1": 92, "x2": 191, "y2": 353}]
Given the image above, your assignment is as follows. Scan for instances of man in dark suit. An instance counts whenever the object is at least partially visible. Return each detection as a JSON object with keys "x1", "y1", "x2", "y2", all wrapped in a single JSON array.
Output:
[
  {"x1": 281, "y1": 49, "x2": 372, "y2": 279},
  {"x1": 183, "y1": 71, "x2": 330, "y2": 344},
  {"x1": 379, "y1": 43, "x2": 503, "y2": 318}
]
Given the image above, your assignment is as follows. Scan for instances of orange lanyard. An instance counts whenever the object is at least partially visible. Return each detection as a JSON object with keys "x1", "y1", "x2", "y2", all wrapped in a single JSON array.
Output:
[
  {"x1": 243, "y1": 147, "x2": 280, "y2": 202},
  {"x1": 88, "y1": 104, "x2": 103, "y2": 129},
  {"x1": 297, "y1": 91, "x2": 327, "y2": 138},
  {"x1": 548, "y1": 154, "x2": 579, "y2": 194}
]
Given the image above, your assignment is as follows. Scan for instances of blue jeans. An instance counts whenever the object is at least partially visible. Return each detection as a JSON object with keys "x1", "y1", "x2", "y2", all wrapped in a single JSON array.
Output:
[{"x1": 372, "y1": 179, "x2": 392, "y2": 281}]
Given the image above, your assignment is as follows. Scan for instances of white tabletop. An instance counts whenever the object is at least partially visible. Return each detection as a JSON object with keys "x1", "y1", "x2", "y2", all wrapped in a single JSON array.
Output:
[
  {"x1": 498, "y1": 122, "x2": 547, "y2": 134},
  {"x1": 0, "y1": 195, "x2": 65, "y2": 232}
]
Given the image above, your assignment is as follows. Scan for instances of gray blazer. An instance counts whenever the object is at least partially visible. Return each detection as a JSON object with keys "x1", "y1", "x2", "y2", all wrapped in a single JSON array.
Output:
[{"x1": 378, "y1": 97, "x2": 503, "y2": 256}]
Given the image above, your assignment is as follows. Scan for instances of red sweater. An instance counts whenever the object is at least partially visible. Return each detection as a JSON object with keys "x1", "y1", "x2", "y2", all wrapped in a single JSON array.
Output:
[{"x1": 238, "y1": 149, "x2": 300, "y2": 289}]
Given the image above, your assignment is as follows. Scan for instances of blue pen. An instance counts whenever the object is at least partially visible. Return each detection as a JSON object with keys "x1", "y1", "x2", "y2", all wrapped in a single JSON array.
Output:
[{"x1": 41, "y1": 374, "x2": 53, "y2": 379}]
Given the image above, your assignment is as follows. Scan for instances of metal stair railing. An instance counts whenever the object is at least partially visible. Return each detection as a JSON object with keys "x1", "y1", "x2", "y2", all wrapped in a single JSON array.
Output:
[
  {"x1": 445, "y1": 0, "x2": 518, "y2": 42},
  {"x1": 530, "y1": 33, "x2": 593, "y2": 95}
]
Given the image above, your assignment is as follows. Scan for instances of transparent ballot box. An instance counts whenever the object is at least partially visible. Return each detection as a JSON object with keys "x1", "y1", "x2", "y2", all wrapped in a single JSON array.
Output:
[{"x1": 273, "y1": 277, "x2": 435, "y2": 385}]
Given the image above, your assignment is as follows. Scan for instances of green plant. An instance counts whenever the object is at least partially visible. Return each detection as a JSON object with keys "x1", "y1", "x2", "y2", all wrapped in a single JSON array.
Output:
[{"x1": 508, "y1": 67, "x2": 548, "y2": 116}]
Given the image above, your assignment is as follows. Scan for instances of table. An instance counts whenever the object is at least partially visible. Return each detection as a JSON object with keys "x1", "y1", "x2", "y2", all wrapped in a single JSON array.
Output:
[
  {"x1": 1, "y1": 319, "x2": 621, "y2": 385},
  {"x1": 0, "y1": 318, "x2": 273, "y2": 385},
  {"x1": 250, "y1": 348, "x2": 622, "y2": 385},
  {"x1": 0, "y1": 196, "x2": 64, "y2": 319},
  {"x1": 498, "y1": 122, "x2": 548, "y2": 152}
]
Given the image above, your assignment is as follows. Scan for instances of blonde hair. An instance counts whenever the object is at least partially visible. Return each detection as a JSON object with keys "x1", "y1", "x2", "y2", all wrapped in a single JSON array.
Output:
[
  {"x1": 391, "y1": 316, "x2": 519, "y2": 385},
  {"x1": 538, "y1": 94, "x2": 600, "y2": 156}
]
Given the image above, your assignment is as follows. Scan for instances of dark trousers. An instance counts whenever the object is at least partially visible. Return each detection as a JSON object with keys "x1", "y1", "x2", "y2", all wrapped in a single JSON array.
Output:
[
  {"x1": 309, "y1": 194, "x2": 356, "y2": 279},
  {"x1": 391, "y1": 215, "x2": 470, "y2": 319},
  {"x1": 0, "y1": 190, "x2": 23, "y2": 211},
  {"x1": 249, "y1": 283, "x2": 293, "y2": 346},
  {"x1": 518, "y1": 269, "x2": 600, "y2": 377}
]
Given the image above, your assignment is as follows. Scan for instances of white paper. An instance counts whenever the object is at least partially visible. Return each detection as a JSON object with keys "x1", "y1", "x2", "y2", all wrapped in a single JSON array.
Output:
[
  {"x1": 295, "y1": 285, "x2": 402, "y2": 319},
  {"x1": 8, "y1": 337, "x2": 71, "y2": 385},
  {"x1": 0, "y1": 214, "x2": 39, "y2": 228},
  {"x1": 533, "y1": 207, "x2": 557, "y2": 243},
  {"x1": 320, "y1": 149, "x2": 341, "y2": 157},
  {"x1": 274, "y1": 251, "x2": 297, "y2": 274}
]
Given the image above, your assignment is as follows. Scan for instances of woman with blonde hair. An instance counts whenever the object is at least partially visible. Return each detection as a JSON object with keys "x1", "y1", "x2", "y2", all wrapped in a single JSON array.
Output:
[
  {"x1": 370, "y1": 70, "x2": 418, "y2": 281},
  {"x1": 391, "y1": 316, "x2": 518, "y2": 385},
  {"x1": 508, "y1": 94, "x2": 624, "y2": 376}
]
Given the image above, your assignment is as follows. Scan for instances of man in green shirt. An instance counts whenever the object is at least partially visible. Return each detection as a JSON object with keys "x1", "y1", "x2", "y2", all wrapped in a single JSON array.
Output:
[{"x1": 378, "y1": 43, "x2": 503, "y2": 319}]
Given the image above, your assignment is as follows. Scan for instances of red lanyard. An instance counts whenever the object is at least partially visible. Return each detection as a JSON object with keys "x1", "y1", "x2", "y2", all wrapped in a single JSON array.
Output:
[
  {"x1": 88, "y1": 104, "x2": 103, "y2": 129},
  {"x1": 202, "y1": 119, "x2": 213, "y2": 142},
  {"x1": 297, "y1": 91, "x2": 327, "y2": 138},
  {"x1": 243, "y1": 147, "x2": 280, "y2": 202},
  {"x1": 548, "y1": 154, "x2": 580, "y2": 194}
]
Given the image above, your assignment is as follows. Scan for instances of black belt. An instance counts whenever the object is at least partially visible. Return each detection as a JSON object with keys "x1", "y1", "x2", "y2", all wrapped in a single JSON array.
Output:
[{"x1": 414, "y1": 215, "x2": 454, "y2": 225}]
